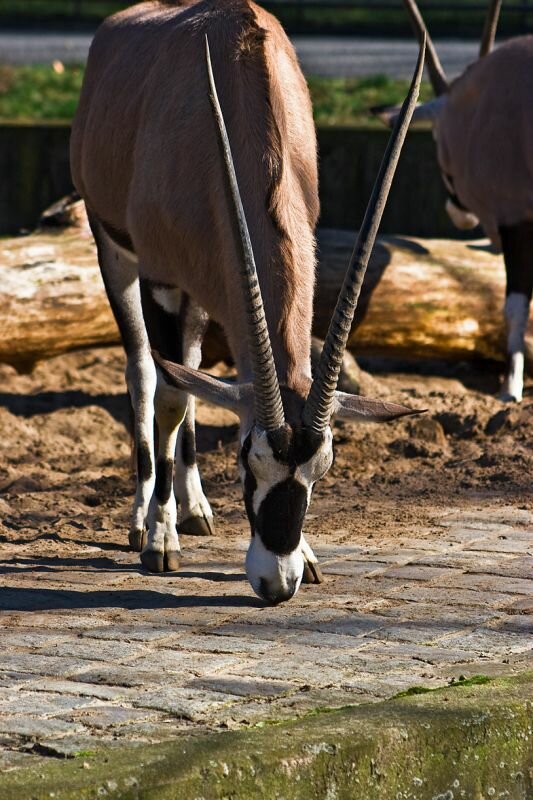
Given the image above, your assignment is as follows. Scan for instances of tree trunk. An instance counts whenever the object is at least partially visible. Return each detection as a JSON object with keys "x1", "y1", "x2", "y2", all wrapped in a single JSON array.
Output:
[{"x1": 0, "y1": 205, "x2": 530, "y2": 373}]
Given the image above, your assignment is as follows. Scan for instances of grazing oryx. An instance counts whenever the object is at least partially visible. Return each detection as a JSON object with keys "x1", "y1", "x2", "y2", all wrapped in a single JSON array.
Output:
[
  {"x1": 71, "y1": 0, "x2": 423, "y2": 604},
  {"x1": 377, "y1": 0, "x2": 533, "y2": 402}
]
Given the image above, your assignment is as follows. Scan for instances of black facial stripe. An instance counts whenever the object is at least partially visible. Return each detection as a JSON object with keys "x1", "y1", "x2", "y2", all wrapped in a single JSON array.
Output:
[
  {"x1": 266, "y1": 425, "x2": 323, "y2": 471},
  {"x1": 240, "y1": 434, "x2": 257, "y2": 530},
  {"x1": 180, "y1": 417, "x2": 196, "y2": 468},
  {"x1": 256, "y1": 478, "x2": 308, "y2": 555},
  {"x1": 154, "y1": 457, "x2": 174, "y2": 504},
  {"x1": 137, "y1": 440, "x2": 153, "y2": 483}
]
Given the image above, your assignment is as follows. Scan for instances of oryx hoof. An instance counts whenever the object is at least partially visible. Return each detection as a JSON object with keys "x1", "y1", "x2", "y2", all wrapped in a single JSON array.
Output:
[
  {"x1": 179, "y1": 515, "x2": 214, "y2": 537},
  {"x1": 164, "y1": 550, "x2": 181, "y2": 572},
  {"x1": 129, "y1": 528, "x2": 146, "y2": 552},
  {"x1": 302, "y1": 562, "x2": 324, "y2": 585},
  {"x1": 140, "y1": 549, "x2": 165, "y2": 573}
]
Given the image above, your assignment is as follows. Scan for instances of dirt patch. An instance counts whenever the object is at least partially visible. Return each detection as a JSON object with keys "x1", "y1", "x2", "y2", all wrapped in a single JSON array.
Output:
[{"x1": 0, "y1": 347, "x2": 530, "y2": 563}]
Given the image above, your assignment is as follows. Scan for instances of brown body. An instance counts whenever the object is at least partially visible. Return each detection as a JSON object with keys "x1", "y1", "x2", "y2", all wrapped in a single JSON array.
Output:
[
  {"x1": 71, "y1": 0, "x2": 422, "y2": 600},
  {"x1": 71, "y1": 0, "x2": 319, "y2": 391},
  {"x1": 436, "y1": 35, "x2": 533, "y2": 250}
]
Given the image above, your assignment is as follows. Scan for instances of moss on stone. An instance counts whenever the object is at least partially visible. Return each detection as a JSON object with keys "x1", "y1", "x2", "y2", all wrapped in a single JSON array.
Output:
[{"x1": 1, "y1": 672, "x2": 531, "y2": 800}]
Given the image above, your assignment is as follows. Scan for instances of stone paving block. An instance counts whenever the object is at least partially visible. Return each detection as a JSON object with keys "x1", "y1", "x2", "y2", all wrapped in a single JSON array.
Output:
[
  {"x1": 0, "y1": 654, "x2": 93, "y2": 678},
  {"x1": 376, "y1": 602, "x2": 497, "y2": 626},
  {"x1": 185, "y1": 675, "x2": 296, "y2": 698},
  {"x1": 131, "y1": 687, "x2": 242, "y2": 721},
  {"x1": 0, "y1": 672, "x2": 36, "y2": 688},
  {"x1": 130, "y1": 650, "x2": 246, "y2": 676},
  {"x1": 464, "y1": 559, "x2": 533, "y2": 580},
  {"x1": 358, "y1": 641, "x2": 477, "y2": 665},
  {"x1": 198, "y1": 623, "x2": 283, "y2": 642},
  {"x1": 0, "y1": 612, "x2": 115, "y2": 631},
  {"x1": 63, "y1": 705, "x2": 163, "y2": 730},
  {"x1": 0, "y1": 716, "x2": 86, "y2": 739},
  {"x1": 388, "y1": 585, "x2": 516, "y2": 609},
  {"x1": 23, "y1": 679, "x2": 134, "y2": 701},
  {"x1": 320, "y1": 560, "x2": 388, "y2": 577},
  {"x1": 442, "y1": 573, "x2": 533, "y2": 596},
  {"x1": 280, "y1": 629, "x2": 385, "y2": 651},
  {"x1": 365, "y1": 621, "x2": 466, "y2": 645},
  {"x1": 442, "y1": 629, "x2": 533, "y2": 656},
  {"x1": 80, "y1": 624, "x2": 184, "y2": 643},
  {"x1": 381, "y1": 564, "x2": 464, "y2": 582},
  {"x1": 39, "y1": 639, "x2": 150, "y2": 663},
  {"x1": 464, "y1": 539, "x2": 533, "y2": 555},
  {"x1": 488, "y1": 615, "x2": 533, "y2": 634},
  {"x1": 341, "y1": 672, "x2": 444, "y2": 698},
  {"x1": 0, "y1": 631, "x2": 70, "y2": 649},
  {"x1": 32, "y1": 735, "x2": 103, "y2": 758},
  {"x1": 163, "y1": 633, "x2": 271, "y2": 655},
  {"x1": 0, "y1": 690, "x2": 95, "y2": 717},
  {"x1": 226, "y1": 658, "x2": 346, "y2": 686},
  {"x1": 73, "y1": 665, "x2": 179, "y2": 689}
]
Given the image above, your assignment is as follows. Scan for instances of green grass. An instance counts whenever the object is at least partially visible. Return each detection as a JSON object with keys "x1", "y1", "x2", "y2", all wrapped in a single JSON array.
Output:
[
  {"x1": 0, "y1": 64, "x2": 84, "y2": 120},
  {"x1": 0, "y1": 63, "x2": 433, "y2": 125},
  {"x1": 308, "y1": 74, "x2": 433, "y2": 126}
]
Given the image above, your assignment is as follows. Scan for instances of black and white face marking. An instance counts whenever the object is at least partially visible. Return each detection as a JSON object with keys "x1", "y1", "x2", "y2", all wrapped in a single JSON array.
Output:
[{"x1": 239, "y1": 424, "x2": 333, "y2": 604}]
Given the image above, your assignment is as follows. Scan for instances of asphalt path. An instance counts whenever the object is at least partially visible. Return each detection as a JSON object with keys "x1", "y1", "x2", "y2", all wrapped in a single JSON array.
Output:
[{"x1": 0, "y1": 31, "x2": 480, "y2": 78}]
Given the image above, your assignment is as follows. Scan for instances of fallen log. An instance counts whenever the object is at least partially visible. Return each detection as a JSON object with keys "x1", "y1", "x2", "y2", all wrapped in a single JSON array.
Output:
[{"x1": 0, "y1": 202, "x2": 531, "y2": 373}]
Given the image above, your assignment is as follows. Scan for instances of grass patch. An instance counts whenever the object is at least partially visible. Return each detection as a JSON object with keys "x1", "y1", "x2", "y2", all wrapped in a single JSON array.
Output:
[
  {"x1": 0, "y1": 64, "x2": 432, "y2": 125},
  {"x1": 308, "y1": 74, "x2": 433, "y2": 126},
  {"x1": 0, "y1": 63, "x2": 84, "y2": 121}
]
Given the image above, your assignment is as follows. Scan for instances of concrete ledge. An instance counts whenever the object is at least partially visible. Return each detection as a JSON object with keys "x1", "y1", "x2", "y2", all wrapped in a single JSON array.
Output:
[{"x1": 1, "y1": 673, "x2": 531, "y2": 799}]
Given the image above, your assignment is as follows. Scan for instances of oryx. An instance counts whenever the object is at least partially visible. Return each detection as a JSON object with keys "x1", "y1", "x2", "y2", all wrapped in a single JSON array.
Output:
[
  {"x1": 376, "y1": 0, "x2": 533, "y2": 403},
  {"x1": 71, "y1": 0, "x2": 424, "y2": 604}
]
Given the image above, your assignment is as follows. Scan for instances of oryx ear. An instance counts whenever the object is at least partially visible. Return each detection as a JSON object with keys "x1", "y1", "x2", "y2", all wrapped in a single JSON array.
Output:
[
  {"x1": 372, "y1": 97, "x2": 447, "y2": 128},
  {"x1": 153, "y1": 351, "x2": 250, "y2": 414},
  {"x1": 332, "y1": 391, "x2": 425, "y2": 423}
]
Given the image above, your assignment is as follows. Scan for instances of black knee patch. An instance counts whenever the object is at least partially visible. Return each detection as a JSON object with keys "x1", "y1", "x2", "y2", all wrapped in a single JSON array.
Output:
[
  {"x1": 137, "y1": 440, "x2": 153, "y2": 483},
  {"x1": 500, "y1": 221, "x2": 533, "y2": 301},
  {"x1": 155, "y1": 457, "x2": 174, "y2": 504},
  {"x1": 180, "y1": 420, "x2": 196, "y2": 468}
]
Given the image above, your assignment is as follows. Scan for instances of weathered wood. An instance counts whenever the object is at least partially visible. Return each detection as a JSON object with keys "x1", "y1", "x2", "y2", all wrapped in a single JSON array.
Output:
[{"x1": 0, "y1": 203, "x2": 531, "y2": 373}]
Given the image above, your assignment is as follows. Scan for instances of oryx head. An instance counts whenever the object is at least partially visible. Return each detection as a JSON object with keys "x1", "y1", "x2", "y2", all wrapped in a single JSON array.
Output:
[
  {"x1": 154, "y1": 37, "x2": 426, "y2": 604},
  {"x1": 373, "y1": 0, "x2": 503, "y2": 231}
]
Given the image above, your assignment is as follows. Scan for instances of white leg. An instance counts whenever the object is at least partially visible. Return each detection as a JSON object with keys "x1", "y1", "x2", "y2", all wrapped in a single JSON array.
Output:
[
  {"x1": 90, "y1": 220, "x2": 156, "y2": 551},
  {"x1": 175, "y1": 397, "x2": 215, "y2": 536},
  {"x1": 142, "y1": 372, "x2": 185, "y2": 572},
  {"x1": 500, "y1": 292, "x2": 530, "y2": 403},
  {"x1": 139, "y1": 285, "x2": 212, "y2": 571}
]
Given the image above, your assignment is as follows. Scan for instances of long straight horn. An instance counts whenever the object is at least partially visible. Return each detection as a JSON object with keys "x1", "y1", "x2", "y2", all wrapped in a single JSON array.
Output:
[
  {"x1": 301, "y1": 36, "x2": 426, "y2": 436},
  {"x1": 205, "y1": 36, "x2": 285, "y2": 432},
  {"x1": 479, "y1": 0, "x2": 502, "y2": 57},
  {"x1": 403, "y1": 0, "x2": 449, "y2": 96}
]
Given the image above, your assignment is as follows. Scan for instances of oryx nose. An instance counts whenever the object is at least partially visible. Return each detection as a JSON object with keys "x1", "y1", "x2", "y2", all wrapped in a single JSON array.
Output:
[{"x1": 259, "y1": 577, "x2": 297, "y2": 606}]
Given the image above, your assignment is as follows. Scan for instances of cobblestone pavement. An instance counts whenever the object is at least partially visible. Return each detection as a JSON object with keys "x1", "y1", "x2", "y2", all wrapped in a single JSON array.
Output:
[
  {"x1": 0, "y1": 31, "x2": 478, "y2": 78},
  {"x1": 0, "y1": 505, "x2": 531, "y2": 769}
]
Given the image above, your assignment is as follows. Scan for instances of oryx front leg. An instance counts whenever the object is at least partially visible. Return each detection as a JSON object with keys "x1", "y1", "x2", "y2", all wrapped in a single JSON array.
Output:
[
  {"x1": 500, "y1": 221, "x2": 533, "y2": 404},
  {"x1": 301, "y1": 534, "x2": 324, "y2": 585},
  {"x1": 175, "y1": 398, "x2": 215, "y2": 537},
  {"x1": 88, "y1": 217, "x2": 156, "y2": 552},
  {"x1": 142, "y1": 374, "x2": 185, "y2": 573},
  {"x1": 501, "y1": 293, "x2": 530, "y2": 403}
]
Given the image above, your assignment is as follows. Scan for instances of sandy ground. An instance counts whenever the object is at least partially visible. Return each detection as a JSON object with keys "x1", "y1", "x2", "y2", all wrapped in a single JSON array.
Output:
[{"x1": 0, "y1": 346, "x2": 530, "y2": 563}]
